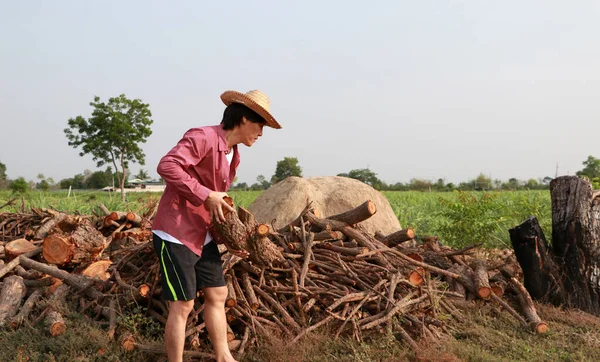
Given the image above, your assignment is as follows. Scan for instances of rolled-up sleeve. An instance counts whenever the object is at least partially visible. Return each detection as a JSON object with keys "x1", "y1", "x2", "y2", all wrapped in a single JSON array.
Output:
[{"x1": 157, "y1": 129, "x2": 212, "y2": 206}]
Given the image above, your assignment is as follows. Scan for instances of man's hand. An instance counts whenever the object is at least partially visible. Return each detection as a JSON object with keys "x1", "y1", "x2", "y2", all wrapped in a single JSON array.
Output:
[{"x1": 204, "y1": 191, "x2": 235, "y2": 223}]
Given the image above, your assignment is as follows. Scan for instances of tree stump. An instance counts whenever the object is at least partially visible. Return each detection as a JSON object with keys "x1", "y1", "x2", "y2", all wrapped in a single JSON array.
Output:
[
  {"x1": 550, "y1": 176, "x2": 600, "y2": 315},
  {"x1": 509, "y1": 216, "x2": 565, "y2": 305}
]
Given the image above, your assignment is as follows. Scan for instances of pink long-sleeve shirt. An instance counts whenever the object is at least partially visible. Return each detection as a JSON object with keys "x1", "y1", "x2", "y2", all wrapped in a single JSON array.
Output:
[{"x1": 152, "y1": 125, "x2": 240, "y2": 256}]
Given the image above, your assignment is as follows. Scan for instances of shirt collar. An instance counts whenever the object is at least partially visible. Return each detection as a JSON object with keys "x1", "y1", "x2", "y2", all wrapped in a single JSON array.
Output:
[{"x1": 215, "y1": 125, "x2": 229, "y2": 152}]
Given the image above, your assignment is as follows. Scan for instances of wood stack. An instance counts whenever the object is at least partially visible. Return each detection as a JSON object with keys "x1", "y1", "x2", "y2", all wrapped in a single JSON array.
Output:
[{"x1": 0, "y1": 198, "x2": 548, "y2": 359}]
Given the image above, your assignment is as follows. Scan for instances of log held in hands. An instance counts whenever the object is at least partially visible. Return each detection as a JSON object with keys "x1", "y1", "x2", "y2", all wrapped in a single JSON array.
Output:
[{"x1": 211, "y1": 196, "x2": 283, "y2": 267}]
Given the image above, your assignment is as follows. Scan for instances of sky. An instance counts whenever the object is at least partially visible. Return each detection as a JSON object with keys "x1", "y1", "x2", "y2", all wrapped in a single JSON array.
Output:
[{"x1": 1, "y1": 1, "x2": 599, "y2": 186}]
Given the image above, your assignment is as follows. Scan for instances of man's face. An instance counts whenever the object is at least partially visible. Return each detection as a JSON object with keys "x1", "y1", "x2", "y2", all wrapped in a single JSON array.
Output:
[{"x1": 240, "y1": 117, "x2": 265, "y2": 147}]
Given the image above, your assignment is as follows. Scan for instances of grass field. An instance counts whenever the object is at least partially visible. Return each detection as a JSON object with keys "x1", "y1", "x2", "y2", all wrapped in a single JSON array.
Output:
[
  {"x1": 3, "y1": 188, "x2": 596, "y2": 362},
  {"x1": 0, "y1": 189, "x2": 551, "y2": 249}
]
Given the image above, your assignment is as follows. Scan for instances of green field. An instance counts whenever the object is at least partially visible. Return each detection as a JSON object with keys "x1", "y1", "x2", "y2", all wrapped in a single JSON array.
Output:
[{"x1": 0, "y1": 189, "x2": 551, "y2": 249}]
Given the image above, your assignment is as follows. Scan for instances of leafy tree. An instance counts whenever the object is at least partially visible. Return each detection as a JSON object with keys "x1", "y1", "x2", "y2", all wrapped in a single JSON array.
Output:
[
  {"x1": 86, "y1": 171, "x2": 111, "y2": 189},
  {"x1": 338, "y1": 168, "x2": 382, "y2": 188},
  {"x1": 576, "y1": 155, "x2": 600, "y2": 180},
  {"x1": 35, "y1": 174, "x2": 54, "y2": 191},
  {"x1": 409, "y1": 178, "x2": 432, "y2": 192},
  {"x1": 135, "y1": 169, "x2": 150, "y2": 180},
  {"x1": 271, "y1": 157, "x2": 302, "y2": 184},
  {"x1": 10, "y1": 177, "x2": 29, "y2": 194},
  {"x1": 473, "y1": 173, "x2": 492, "y2": 191},
  {"x1": 525, "y1": 178, "x2": 539, "y2": 189},
  {"x1": 542, "y1": 176, "x2": 553, "y2": 185},
  {"x1": 64, "y1": 94, "x2": 153, "y2": 201},
  {"x1": 38, "y1": 179, "x2": 50, "y2": 191},
  {"x1": 0, "y1": 161, "x2": 7, "y2": 188},
  {"x1": 257, "y1": 175, "x2": 271, "y2": 189}
]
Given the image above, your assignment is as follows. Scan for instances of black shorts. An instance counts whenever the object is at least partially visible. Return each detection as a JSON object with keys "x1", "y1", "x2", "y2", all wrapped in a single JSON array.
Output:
[{"x1": 153, "y1": 233, "x2": 226, "y2": 301}]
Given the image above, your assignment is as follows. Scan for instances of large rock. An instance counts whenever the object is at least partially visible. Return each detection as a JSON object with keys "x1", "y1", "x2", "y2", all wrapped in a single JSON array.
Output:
[{"x1": 248, "y1": 176, "x2": 401, "y2": 235}]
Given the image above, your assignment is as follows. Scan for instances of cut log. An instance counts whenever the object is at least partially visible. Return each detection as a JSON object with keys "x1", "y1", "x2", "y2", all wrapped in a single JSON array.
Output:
[
  {"x1": 0, "y1": 275, "x2": 27, "y2": 327},
  {"x1": 45, "y1": 310, "x2": 66, "y2": 336},
  {"x1": 508, "y1": 277, "x2": 549, "y2": 333},
  {"x1": 19, "y1": 256, "x2": 104, "y2": 300},
  {"x1": 408, "y1": 267, "x2": 425, "y2": 286},
  {"x1": 42, "y1": 218, "x2": 106, "y2": 267},
  {"x1": 34, "y1": 212, "x2": 68, "y2": 240},
  {"x1": 327, "y1": 200, "x2": 377, "y2": 226},
  {"x1": 10, "y1": 288, "x2": 43, "y2": 329},
  {"x1": 225, "y1": 274, "x2": 237, "y2": 308},
  {"x1": 81, "y1": 260, "x2": 112, "y2": 281},
  {"x1": 126, "y1": 212, "x2": 142, "y2": 226},
  {"x1": 382, "y1": 228, "x2": 416, "y2": 247},
  {"x1": 240, "y1": 271, "x2": 259, "y2": 311},
  {"x1": 509, "y1": 216, "x2": 564, "y2": 305},
  {"x1": 5, "y1": 238, "x2": 38, "y2": 259},
  {"x1": 472, "y1": 260, "x2": 491, "y2": 299},
  {"x1": 210, "y1": 197, "x2": 249, "y2": 252},
  {"x1": 212, "y1": 198, "x2": 284, "y2": 267},
  {"x1": 313, "y1": 230, "x2": 345, "y2": 242},
  {"x1": 119, "y1": 332, "x2": 136, "y2": 351},
  {"x1": 550, "y1": 176, "x2": 600, "y2": 315}
]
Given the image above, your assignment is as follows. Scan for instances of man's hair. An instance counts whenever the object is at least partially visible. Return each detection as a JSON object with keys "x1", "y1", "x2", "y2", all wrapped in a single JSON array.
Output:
[{"x1": 221, "y1": 103, "x2": 266, "y2": 130}]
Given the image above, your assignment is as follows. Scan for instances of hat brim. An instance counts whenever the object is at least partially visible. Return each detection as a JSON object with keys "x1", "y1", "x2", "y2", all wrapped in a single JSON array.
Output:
[{"x1": 220, "y1": 91, "x2": 281, "y2": 129}]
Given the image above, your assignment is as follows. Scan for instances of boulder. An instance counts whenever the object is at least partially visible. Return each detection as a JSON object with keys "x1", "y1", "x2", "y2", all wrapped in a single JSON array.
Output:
[{"x1": 248, "y1": 176, "x2": 401, "y2": 236}]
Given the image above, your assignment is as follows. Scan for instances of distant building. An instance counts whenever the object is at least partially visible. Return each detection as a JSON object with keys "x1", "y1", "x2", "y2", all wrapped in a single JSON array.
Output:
[{"x1": 126, "y1": 179, "x2": 166, "y2": 193}]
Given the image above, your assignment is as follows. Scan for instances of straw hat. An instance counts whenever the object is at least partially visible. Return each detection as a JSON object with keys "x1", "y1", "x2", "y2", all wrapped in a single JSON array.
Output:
[{"x1": 220, "y1": 89, "x2": 281, "y2": 129}]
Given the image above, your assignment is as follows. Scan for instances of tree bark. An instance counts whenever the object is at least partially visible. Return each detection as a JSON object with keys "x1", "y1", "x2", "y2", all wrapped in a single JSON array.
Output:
[
  {"x1": 327, "y1": 200, "x2": 377, "y2": 226},
  {"x1": 382, "y1": 228, "x2": 416, "y2": 247},
  {"x1": 550, "y1": 176, "x2": 600, "y2": 315},
  {"x1": 509, "y1": 216, "x2": 565, "y2": 305},
  {"x1": 0, "y1": 275, "x2": 26, "y2": 327}
]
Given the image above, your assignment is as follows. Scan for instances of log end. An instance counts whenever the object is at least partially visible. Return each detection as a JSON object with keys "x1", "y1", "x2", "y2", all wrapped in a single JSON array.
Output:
[
  {"x1": 534, "y1": 322, "x2": 549, "y2": 334},
  {"x1": 477, "y1": 287, "x2": 492, "y2": 300},
  {"x1": 408, "y1": 268, "x2": 425, "y2": 286},
  {"x1": 120, "y1": 333, "x2": 136, "y2": 351},
  {"x1": 225, "y1": 298, "x2": 237, "y2": 308},
  {"x1": 81, "y1": 260, "x2": 112, "y2": 281},
  {"x1": 490, "y1": 284, "x2": 504, "y2": 297},
  {"x1": 49, "y1": 321, "x2": 66, "y2": 336},
  {"x1": 256, "y1": 224, "x2": 270, "y2": 237},
  {"x1": 42, "y1": 235, "x2": 73, "y2": 265},
  {"x1": 138, "y1": 284, "x2": 151, "y2": 298},
  {"x1": 366, "y1": 200, "x2": 377, "y2": 215},
  {"x1": 5, "y1": 238, "x2": 38, "y2": 259},
  {"x1": 406, "y1": 253, "x2": 424, "y2": 263}
]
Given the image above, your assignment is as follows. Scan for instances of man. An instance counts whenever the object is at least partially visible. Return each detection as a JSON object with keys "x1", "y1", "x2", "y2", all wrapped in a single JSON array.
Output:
[{"x1": 152, "y1": 89, "x2": 281, "y2": 362}]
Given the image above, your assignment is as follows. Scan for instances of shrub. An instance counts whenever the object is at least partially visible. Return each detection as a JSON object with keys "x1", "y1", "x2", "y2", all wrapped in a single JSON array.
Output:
[{"x1": 10, "y1": 177, "x2": 29, "y2": 194}]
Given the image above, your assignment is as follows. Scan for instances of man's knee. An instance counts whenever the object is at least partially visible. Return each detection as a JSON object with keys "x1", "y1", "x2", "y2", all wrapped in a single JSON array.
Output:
[
  {"x1": 169, "y1": 300, "x2": 195, "y2": 318},
  {"x1": 203, "y1": 286, "x2": 228, "y2": 305}
]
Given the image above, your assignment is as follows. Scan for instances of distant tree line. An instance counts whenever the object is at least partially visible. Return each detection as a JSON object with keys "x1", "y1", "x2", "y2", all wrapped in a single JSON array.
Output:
[{"x1": 2, "y1": 153, "x2": 600, "y2": 194}]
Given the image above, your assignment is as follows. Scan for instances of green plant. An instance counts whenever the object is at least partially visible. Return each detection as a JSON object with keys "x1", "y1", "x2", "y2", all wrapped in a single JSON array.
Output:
[
  {"x1": 436, "y1": 191, "x2": 505, "y2": 248},
  {"x1": 118, "y1": 304, "x2": 163, "y2": 340},
  {"x1": 10, "y1": 177, "x2": 29, "y2": 194}
]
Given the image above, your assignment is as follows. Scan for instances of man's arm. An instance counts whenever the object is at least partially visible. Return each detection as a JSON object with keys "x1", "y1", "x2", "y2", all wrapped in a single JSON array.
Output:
[{"x1": 157, "y1": 128, "x2": 212, "y2": 206}]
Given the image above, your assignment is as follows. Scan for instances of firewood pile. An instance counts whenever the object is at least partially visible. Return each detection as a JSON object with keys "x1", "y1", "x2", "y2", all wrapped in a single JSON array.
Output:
[{"x1": 0, "y1": 199, "x2": 548, "y2": 359}]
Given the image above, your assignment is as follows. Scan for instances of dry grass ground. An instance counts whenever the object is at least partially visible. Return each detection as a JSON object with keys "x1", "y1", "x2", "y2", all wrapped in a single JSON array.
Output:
[
  {"x1": 3, "y1": 300, "x2": 598, "y2": 362},
  {"x1": 243, "y1": 302, "x2": 600, "y2": 362}
]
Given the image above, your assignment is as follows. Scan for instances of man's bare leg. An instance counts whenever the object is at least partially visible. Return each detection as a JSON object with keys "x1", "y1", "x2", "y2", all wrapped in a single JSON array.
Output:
[
  {"x1": 204, "y1": 286, "x2": 236, "y2": 362},
  {"x1": 165, "y1": 300, "x2": 194, "y2": 362}
]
